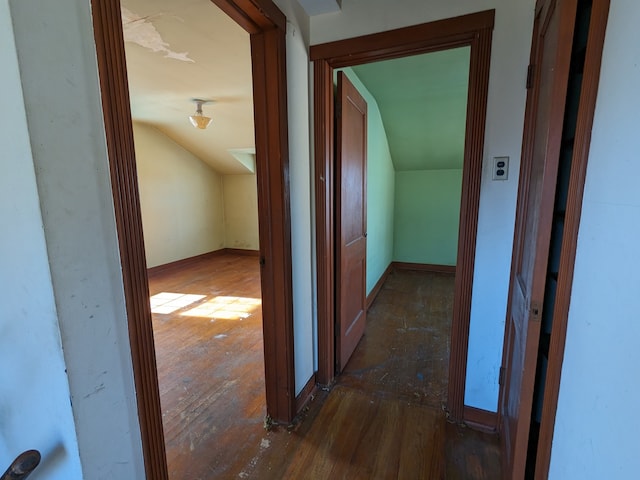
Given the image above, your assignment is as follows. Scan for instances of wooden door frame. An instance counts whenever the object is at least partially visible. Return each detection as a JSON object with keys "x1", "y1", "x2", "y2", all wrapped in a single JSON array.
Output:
[
  {"x1": 311, "y1": 9, "x2": 494, "y2": 422},
  {"x1": 496, "y1": 0, "x2": 611, "y2": 475},
  {"x1": 532, "y1": 0, "x2": 610, "y2": 476},
  {"x1": 92, "y1": 0, "x2": 294, "y2": 478},
  {"x1": 499, "y1": 2, "x2": 579, "y2": 476}
]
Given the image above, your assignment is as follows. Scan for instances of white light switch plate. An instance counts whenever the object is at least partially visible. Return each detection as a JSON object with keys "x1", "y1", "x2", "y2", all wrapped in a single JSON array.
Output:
[{"x1": 492, "y1": 156, "x2": 509, "y2": 181}]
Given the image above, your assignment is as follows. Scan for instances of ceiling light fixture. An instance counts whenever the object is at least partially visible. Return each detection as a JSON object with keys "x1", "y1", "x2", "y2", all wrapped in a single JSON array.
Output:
[{"x1": 189, "y1": 99, "x2": 213, "y2": 129}]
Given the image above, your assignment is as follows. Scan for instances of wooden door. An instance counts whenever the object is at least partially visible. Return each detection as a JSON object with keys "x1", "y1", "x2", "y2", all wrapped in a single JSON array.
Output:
[
  {"x1": 499, "y1": 0, "x2": 577, "y2": 477},
  {"x1": 336, "y1": 72, "x2": 367, "y2": 372}
]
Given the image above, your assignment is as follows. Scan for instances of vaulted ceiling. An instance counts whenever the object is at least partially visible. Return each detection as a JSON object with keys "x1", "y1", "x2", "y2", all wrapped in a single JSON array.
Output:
[
  {"x1": 122, "y1": 0, "x2": 469, "y2": 176},
  {"x1": 352, "y1": 46, "x2": 470, "y2": 172},
  {"x1": 122, "y1": 0, "x2": 255, "y2": 174}
]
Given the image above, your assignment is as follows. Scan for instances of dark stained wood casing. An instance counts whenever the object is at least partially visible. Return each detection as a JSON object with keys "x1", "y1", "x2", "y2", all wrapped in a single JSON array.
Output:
[
  {"x1": 91, "y1": 1, "x2": 168, "y2": 477},
  {"x1": 393, "y1": 262, "x2": 457, "y2": 275},
  {"x1": 312, "y1": 10, "x2": 495, "y2": 421},
  {"x1": 499, "y1": 0, "x2": 578, "y2": 477},
  {"x1": 534, "y1": 0, "x2": 611, "y2": 477},
  {"x1": 249, "y1": 23, "x2": 296, "y2": 425},
  {"x1": 314, "y1": 59, "x2": 337, "y2": 386},
  {"x1": 92, "y1": 0, "x2": 295, "y2": 478}
]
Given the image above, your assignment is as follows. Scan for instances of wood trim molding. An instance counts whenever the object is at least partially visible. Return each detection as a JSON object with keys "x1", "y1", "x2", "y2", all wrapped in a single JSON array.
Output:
[
  {"x1": 366, "y1": 263, "x2": 393, "y2": 310},
  {"x1": 495, "y1": 2, "x2": 544, "y2": 438},
  {"x1": 464, "y1": 406, "x2": 498, "y2": 433},
  {"x1": 147, "y1": 250, "x2": 226, "y2": 277},
  {"x1": 447, "y1": 19, "x2": 493, "y2": 422},
  {"x1": 224, "y1": 248, "x2": 261, "y2": 257},
  {"x1": 310, "y1": 10, "x2": 495, "y2": 66},
  {"x1": 295, "y1": 374, "x2": 318, "y2": 413},
  {"x1": 312, "y1": 11, "x2": 494, "y2": 421},
  {"x1": 393, "y1": 262, "x2": 456, "y2": 275},
  {"x1": 250, "y1": 24, "x2": 296, "y2": 423},
  {"x1": 147, "y1": 249, "x2": 260, "y2": 277},
  {"x1": 91, "y1": 1, "x2": 168, "y2": 477},
  {"x1": 211, "y1": 0, "x2": 286, "y2": 33},
  {"x1": 93, "y1": 0, "x2": 294, "y2": 477},
  {"x1": 314, "y1": 59, "x2": 336, "y2": 387},
  {"x1": 534, "y1": 1, "x2": 611, "y2": 477}
]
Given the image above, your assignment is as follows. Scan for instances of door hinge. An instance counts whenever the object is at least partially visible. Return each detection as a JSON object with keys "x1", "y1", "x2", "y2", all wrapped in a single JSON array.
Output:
[
  {"x1": 526, "y1": 64, "x2": 535, "y2": 89},
  {"x1": 529, "y1": 300, "x2": 541, "y2": 322},
  {"x1": 499, "y1": 366, "x2": 506, "y2": 386}
]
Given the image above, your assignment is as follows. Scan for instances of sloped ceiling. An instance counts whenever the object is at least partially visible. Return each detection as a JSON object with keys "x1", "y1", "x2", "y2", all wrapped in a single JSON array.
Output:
[
  {"x1": 121, "y1": 0, "x2": 255, "y2": 174},
  {"x1": 352, "y1": 47, "x2": 470, "y2": 171},
  {"x1": 121, "y1": 1, "x2": 469, "y2": 175},
  {"x1": 297, "y1": 0, "x2": 341, "y2": 16}
]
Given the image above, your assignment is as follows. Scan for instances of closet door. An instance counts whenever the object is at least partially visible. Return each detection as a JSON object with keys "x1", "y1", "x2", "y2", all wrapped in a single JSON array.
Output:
[{"x1": 499, "y1": 0, "x2": 577, "y2": 477}]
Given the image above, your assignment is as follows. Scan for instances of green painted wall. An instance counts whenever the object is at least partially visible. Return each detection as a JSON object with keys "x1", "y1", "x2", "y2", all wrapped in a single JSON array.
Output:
[
  {"x1": 346, "y1": 49, "x2": 469, "y2": 272},
  {"x1": 393, "y1": 169, "x2": 462, "y2": 265},
  {"x1": 337, "y1": 68, "x2": 395, "y2": 295},
  {"x1": 337, "y1": 53, "x2": 468, "y2": 288},
  {"x1": 352, "y1": 47, "x2": 470, "y2": 171}
]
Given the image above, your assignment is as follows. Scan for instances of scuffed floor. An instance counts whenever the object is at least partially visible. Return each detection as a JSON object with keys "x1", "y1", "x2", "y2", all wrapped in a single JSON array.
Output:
[{"x1": 150, "y1": 261, "x2": 500, "y2": 479}]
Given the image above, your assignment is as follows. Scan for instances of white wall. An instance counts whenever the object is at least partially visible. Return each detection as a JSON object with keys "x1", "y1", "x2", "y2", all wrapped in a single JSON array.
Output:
[
  {"x1": 134, "y1": 122, "x2": 226, "y2": 267},
  {"x1": 311, "y1": 0, "x2": 536, "y2": 411},
  {"x1": 222, "y1": 174, "x2": 260, "y2": 250},
  {"x1": 549, "y1": 2, "x2": 640, "y2": 477},
  {"x1": 0, "y1": 3, "x2": 83, "y2": 477},
  {"x1": 273, "y1": 0, "x2": 316, "y2": 394},
  {"x1": 8, "y1": 0, "x2": 145, "y2": 477},
  {"x1": 0, "y1": 0, "x2": 543, "y2": 475}
]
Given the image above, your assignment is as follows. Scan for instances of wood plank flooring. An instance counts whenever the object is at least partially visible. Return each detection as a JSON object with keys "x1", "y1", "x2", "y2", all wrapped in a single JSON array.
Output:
[
  {"x1": 273, "y1": 386, "x2": 444, "y2": 479},
  {"x1": 148, "y1": 255, "x2": 500, "y2": 479},
  {"x1": 340, "y1": 269, "x2": 453, "y2": 408},
  {"x1": 148, "y1": 253, "x2": 266, "y2": 479}
]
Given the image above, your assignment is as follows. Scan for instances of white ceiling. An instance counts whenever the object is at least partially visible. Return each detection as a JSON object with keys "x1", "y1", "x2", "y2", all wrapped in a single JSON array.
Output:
[
  {"x1": 121, "y1": 0, "x2": 464, "y2": 177},
  {"x1": 297, "y1": 0, "x2": 341, "y2": 16},
  {"x1": 122, "y1": 0, "x2": 255, "y2": 174}
]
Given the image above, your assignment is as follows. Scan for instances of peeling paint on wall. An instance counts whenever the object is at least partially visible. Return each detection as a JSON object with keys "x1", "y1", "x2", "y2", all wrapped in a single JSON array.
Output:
[{"x1": 121, "y1": 7, "x2": 194, "y2": 63}]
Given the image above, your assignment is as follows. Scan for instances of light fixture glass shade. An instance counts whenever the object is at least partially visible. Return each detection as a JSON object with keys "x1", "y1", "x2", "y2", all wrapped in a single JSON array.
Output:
[
  {"x1": 189, "y1": 99, "x2": 213, "y2": 129},
  {"x1": 189, "y1": 113, "x2": 212, "y2": 129}
]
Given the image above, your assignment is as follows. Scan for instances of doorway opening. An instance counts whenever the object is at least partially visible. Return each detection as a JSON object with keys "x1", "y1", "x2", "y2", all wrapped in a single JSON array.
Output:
[
  {"x1": 92, "y1": 0, "x2": 293, "y2": 477},
  {"x1": 311, "y1": 10, "x2": 495, "y2": 423},
  {"x1": 497, "y1": 0, "x2": 611, "y2": 477},
  {"x1": 121, "y1": 1, "x2": 272, "y2": 477},
  {"x1": 147, "y1": 253, "x2": 264, "y2": 477},
  {"x1": 331, "y1": 45, "x2": 470, "y2": 407}
]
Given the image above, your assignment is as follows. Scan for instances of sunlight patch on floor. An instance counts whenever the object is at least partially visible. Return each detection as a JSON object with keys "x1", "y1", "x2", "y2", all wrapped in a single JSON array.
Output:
[
  {"x1": 150, "y1": 292, "x2": 207, "y2": 314},
  {"x1": 181, "y1": 295, "x2": 261, "y2": 320}
]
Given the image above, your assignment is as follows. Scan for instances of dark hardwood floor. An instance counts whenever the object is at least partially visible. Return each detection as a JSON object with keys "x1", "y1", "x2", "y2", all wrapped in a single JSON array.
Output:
[
  {"x1": 148, "y1": 253, "x2": 266, "y2": 479},
  {"x1": 148, "y1": 255, "x2": 500, "y2": 479},
  {"x1": 340, "y1": 269, "x2": 453, "y2": 408}
]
